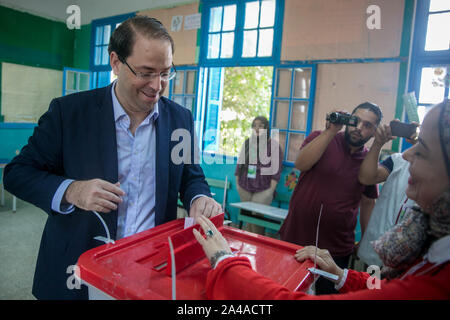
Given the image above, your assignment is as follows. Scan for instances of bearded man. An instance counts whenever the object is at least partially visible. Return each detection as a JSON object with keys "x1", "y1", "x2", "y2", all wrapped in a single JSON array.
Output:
[{"x1": 280, "y1": 102, "x2": 382, "y2": 295}]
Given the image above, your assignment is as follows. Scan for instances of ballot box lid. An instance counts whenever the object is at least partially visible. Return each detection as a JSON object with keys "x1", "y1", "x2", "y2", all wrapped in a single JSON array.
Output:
[{"x1": 77, "y1": 217, "x2": 314, "y2": 300}]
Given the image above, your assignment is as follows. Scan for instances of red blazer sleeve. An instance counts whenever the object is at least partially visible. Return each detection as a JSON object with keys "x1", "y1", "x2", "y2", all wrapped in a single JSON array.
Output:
[
  {"x1": 206, "y1": 257, "x2": 309, "y2": 300},
  {"x1": 339, "y1": 269, "x2": 372, "y2": 292},
  {"x1": 206, "y1": 257, "x2": 450, "y2": 300}
]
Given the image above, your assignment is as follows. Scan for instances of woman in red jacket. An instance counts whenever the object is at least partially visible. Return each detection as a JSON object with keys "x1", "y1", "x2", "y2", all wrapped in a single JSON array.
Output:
[{"x1": 193, "y1": 100, "x2": 450, "y2": 299}]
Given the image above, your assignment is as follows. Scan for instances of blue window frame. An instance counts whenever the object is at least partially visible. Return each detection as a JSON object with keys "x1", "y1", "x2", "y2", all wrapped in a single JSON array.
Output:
[
  {"x1": 197, "y1": 67, "x2": 225, "y2": 152},
  {"x1": 168, "y1": 66, "x2": 200, "y2": 114},
  {"x1": 408, "y1": 0, "x2": 450, "y2": 123},
  {"x1": 90, "y1": 12, "x2": 135, "y2": 88},
  {"x1": 62, "y1": 68, "x2": 91, "y2": 96},
  {"x1": 271, "y1": 65, "x2": 316, "y2": 166},
  {"x1": 197, "y1": 0, "x2": 317, "y2": 165},
  {"x1": 200, "y1": 0, "x2": 284, "y2": 67}
]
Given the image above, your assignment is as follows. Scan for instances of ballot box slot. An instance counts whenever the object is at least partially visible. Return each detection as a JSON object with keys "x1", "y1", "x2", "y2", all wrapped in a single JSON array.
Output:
[
  {"x1": 166, "y1": 213, "x2": 225, "y2": 276},
  {"x1": 92, "y1": 221, "x2": 183, "y2": 259},
  {"x1": 133, "y1": 242, "x2": 172, "y2": 273},
  {"x1": 153, "y1": 261, "x2": 168, "y2": 271}
]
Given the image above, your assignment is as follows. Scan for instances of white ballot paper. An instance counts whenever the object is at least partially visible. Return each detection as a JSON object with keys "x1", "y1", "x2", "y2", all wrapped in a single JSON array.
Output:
[{"x1": 184, "y1": 217, "x2": 195, "y2": 229}]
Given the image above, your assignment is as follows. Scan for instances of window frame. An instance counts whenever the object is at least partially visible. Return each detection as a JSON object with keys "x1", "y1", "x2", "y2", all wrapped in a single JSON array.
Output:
[
  {"x1": 271, "y1": 64, "x2": 317, "y2": 167},
  {"x1": 199, "y1": 0, "x2": 284, "y2": 67},
  {"x1": 90, "y1": 12, "x2": 136, "y2": 88},
  {"x1": 168, "y1": 65, "x2": 200, "y2": 115},
  {"x1": 409, "y1": 0, "x2": 450, "y2": 100},
  {"x1": 411, "y1": 0, "x2": 450, "y2": 62},
  {"x1": 62, "y1": 67, "x2": 91, "y2": 96},
  {"x1": 404, "y1": 0, "x2": 450, "y2": 152},
  {"x1": 196, "y1": 63, "x2": 317, "y2": 165},
  {"x1": 196, "y1": 0, "x2": 318, "y2": 165}
]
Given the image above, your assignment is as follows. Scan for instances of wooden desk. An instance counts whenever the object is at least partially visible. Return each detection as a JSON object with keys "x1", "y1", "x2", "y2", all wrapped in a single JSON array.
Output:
[{"x1": 230, "y1": 201, "x2": 288, "y2": 232}]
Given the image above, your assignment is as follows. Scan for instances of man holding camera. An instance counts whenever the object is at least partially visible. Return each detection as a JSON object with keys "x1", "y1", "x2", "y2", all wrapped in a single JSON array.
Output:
[
  {"x1": 280, "y1": 102, "x2": 382, "y2": 294},
  {"x1": 357, "y1": 121, "x2": 418, "y2": 267}
]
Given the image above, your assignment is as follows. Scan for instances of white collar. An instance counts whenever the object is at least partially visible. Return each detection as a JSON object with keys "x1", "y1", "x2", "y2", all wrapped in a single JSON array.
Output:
[{"x1": 426, "y1": 234, "x2": 450, "y2": 264}]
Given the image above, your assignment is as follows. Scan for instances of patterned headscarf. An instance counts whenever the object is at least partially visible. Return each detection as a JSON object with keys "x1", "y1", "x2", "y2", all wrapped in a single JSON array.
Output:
[
  {"x1": 372, "y1": 100, "x2": 450, "y2": 279},
  {"x1": 439, "y1": 99, "x2": 450, "y2": 178}
]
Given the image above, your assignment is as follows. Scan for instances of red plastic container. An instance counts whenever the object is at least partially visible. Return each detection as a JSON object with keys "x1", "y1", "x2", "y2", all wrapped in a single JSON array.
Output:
[{"x1": 77, "y1": 214, "x2": 314, "y2": 299}]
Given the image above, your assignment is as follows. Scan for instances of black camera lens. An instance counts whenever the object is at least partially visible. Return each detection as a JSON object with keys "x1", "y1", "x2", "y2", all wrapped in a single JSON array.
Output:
[
  {"x1": 326, "y1": 112, "x2": 358, "y2": 127},
  {"x1": 329, "y1": 112, "x2": 340, "y2": 123}
]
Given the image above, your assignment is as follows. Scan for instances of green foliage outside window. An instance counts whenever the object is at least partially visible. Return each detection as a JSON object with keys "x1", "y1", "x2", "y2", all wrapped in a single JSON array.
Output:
[{"x1": 219, "y1": 66, "x2": 273, "y2": 156}]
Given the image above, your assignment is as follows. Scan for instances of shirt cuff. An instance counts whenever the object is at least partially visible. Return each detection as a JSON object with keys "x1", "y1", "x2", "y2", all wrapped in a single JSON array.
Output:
[
  {"x1": 334, "y1": 268, "x2": 349, "y2": 291},
  {"x1": 51, "y1": 179, "x2": 76, "y2": 214},
  {"x1": 213, "y1": 254, "x2": 236, "y2": 269},
  {"x1": 189, "y1": 194, "x2": 209, "y2": 208}
]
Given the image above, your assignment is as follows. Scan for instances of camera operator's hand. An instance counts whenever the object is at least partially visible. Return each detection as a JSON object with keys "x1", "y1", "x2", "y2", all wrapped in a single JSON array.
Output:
[
  {"x1": 325, "y1": 110, "x2": 347, "y2": 134},
  {"x1": 373, "y1": 123, "x2": 393, "y2": 148}
]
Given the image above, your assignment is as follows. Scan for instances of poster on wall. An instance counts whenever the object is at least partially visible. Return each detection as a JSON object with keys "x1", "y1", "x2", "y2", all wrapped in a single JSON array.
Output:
[
  {"x1": 171, "y1": 15, "x2": 183, "y2": 32},
  {"x1": 184, "y1": 13, "x2": 201, "y2": 30}
]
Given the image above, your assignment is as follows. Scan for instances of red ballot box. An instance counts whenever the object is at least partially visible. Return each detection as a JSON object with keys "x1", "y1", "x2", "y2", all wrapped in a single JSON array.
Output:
[{"x1": 77, "y1": 214, "x2": 314, "y2": 299}]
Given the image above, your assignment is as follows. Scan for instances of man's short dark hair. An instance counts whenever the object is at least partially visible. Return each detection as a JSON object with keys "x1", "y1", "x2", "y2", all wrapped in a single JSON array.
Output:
[
  {"x1": 108, "y1": 15, "x2": 175, "y2": 61},
  {"x1": 351, "y1": 102, "x2": 383, "y2": 125}
]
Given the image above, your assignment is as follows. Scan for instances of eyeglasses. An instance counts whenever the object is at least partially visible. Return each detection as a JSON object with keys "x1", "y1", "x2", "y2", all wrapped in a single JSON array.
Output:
[{"x1": 119, "y1": 56, "x2": 177, "y2": 82}]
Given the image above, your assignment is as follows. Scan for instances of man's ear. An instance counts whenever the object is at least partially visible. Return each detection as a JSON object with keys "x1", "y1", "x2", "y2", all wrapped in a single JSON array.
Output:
[{"x1": 110, "y1": 52, "x2": 121, "y2": 76}]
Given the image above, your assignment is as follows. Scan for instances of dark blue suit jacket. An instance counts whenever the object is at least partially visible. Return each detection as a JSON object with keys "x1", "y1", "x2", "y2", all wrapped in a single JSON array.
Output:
[{"x1": 4, "y1": 84, "x2": 211, "y2": 299}]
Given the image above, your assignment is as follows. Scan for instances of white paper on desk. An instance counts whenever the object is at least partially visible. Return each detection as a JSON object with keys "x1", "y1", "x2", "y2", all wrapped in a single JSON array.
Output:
[{"x1": 184, "y1": 217, "x2": 195, "y2": 229}]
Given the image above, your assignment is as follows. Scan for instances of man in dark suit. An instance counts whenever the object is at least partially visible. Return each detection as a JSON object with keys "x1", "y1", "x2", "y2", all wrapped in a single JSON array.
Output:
[{"x1": 3, "y1": 16, "x2": 221, "y2": 299}]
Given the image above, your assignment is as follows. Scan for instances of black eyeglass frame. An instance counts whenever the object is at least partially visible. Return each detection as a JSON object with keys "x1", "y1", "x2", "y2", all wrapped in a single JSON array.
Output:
[{"x1": 118, "y1": 55, "x2": 177, "y2": 82}]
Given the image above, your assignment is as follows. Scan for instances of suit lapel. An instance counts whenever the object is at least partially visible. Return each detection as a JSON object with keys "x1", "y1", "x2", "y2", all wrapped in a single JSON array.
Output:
[
  {"x1": 96, "y1": 84, "x2": 119, "y2": 238},
  {"x1": 155, "y1": 100, "x2": 169, "y2": 226},
  {"x1": 97, "y1": 84, "x2": 118, "y2": 183}
]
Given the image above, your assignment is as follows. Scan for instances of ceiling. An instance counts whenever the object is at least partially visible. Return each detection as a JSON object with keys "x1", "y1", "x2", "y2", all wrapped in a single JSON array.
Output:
[{"x1": 0, "y1": 0, "x2": 196, "y2": 25}]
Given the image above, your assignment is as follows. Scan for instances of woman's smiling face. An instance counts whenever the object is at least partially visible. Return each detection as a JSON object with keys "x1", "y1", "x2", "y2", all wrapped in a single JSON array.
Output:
[{"x1": 402, "y1": 105, "x2": 449, "y2": 212}]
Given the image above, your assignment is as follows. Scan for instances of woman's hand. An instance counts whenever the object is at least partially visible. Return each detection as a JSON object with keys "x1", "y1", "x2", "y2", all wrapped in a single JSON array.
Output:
[
  {"x1": 294, "y1": 246, "x2": 344, "y2": 284},
  {"x1": 193, "y1": 215, "x2": 233, "y2": 268}
]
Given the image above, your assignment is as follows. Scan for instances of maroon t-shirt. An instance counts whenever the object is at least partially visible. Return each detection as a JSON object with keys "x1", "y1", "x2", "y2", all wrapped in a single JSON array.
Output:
[{"x1": 280, "y1": 131, "x2": 378, "y2": 257}]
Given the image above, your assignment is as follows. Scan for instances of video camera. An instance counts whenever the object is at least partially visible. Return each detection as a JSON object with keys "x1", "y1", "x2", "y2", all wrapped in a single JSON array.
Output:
[{"x1": 326, "y1": 112, "x2": 358, "y2": 127}]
